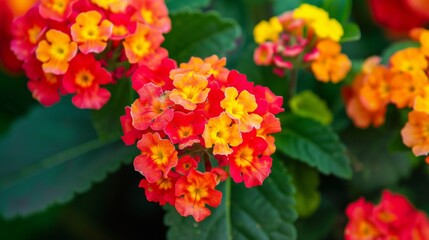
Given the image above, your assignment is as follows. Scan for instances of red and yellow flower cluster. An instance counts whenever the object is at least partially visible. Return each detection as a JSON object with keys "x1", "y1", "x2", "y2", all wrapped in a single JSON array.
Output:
[
  {"x1": 121, "y1": 55, "x2": 284, "y2": 222},
  {"x1": 343, "y1": 28, "x2": 429, "y2": 161},
  {"x1": 252, "y1": 3, "x2": 351, "y2": 83},
  {"x1": 10, "y1": 0, "x2": 170, "y2": 109},
  {"x1": 345, "y1": 190, "x2": 429, "y2": 240}
]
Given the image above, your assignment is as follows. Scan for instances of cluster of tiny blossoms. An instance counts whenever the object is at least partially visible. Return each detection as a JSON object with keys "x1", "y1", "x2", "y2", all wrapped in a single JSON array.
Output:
[
  {"x1": 120, "y1": 55, "x2": 284, "y2": 222},
  {"x1": 345, "y1": 190, "x2": 429, "y2": 239},
  {"x1": 11, "y1": 0, "x2": 170, "y2": 109},
  {"x1": 253, "y1": 3, "x2": 351, "y2": 83},
  {"x1": 343, "y1": 28, "x2": 429, "y2": 161}
]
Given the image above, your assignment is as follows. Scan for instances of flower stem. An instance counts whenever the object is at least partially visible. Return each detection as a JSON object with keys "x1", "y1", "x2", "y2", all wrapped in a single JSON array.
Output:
[
  {"x1": 225, "y1": 176, "x2": 233, "y2": 240},
  {"x1": 288, "y1": 68, "x2": 298, "y2": 100}
]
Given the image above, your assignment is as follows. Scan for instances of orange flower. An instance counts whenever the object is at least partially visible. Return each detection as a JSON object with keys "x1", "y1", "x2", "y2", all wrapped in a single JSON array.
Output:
[
  {"x1": 90, "y1": 0, "x2": 128, "y2": 13},
  {"x1": 202, "y1": 112, "x2": 243, "y2": 155},
  {"x1": 343, "y1": 73, "x2": 386, "y2": 128},
  {"x1": 130, "y1": 0, "x2": 171, "y2": 33},
  {"x1": 229, "y1": 132, "x2": 272, "y2": 187},
  {"x1": 175, "y1": 170, "x2": 222, "y2": 222},
  {"x1": 134, "y1": 132, "x2": 178, "y2": 183},
  {"x1": 345, "y1": 198, "x2": 381, "y2": 240},
  {"x1": 39, "y1": 0, "x2": 74, "y2": 21},
  {"x1": 414, "y1": 85, "x2": 429, "y2": 114},
  {"x1": 123, "y1": 23, "x2": 164, "y2": 65},
  {"x1": 401, "y1": 110, "x2": 429, "y2": 156},
  {"x1": 256, "y1": 113, "x2": 282, "y2": 156},
  {"x1": 35, "y1": 29, "x2": 78, "y2": 74},
  {"x1": 169, "y1": 55, "x2": 229, "y2": 80},
  {"x1": 359, "y1": 65, "x2": 393, "y2": 112},
  {"x1": 71, "y1": 11, "x2": 113, "y2": 54},
  {"x1": 390, "y1": 71, "x2": 428, "y2": 108},
  {"x1": 169, "y1": 73, "x2": 210, "y2": 110},
  {"x1": 311, "y1": 39, "x2": 351, "y2": 83},
  {"x1": 390, "y1": 47, "x2": 427, "y2": 73},
  {"x1": 220, "y1": 87, "x2": 263, "y2": 132}
]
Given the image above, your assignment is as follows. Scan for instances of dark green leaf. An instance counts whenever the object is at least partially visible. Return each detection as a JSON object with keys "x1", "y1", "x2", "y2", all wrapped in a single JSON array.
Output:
[
  {"x1": 276, "y1": 114, "x2": 352, "y2": 179},
  {"x1": 165, "y1": 0, "x2": 211, "y2": 12},
  {"x1": 342, "y1": 128, "x2": 413, "y2": 192},
  {"x1": 286, "y1": 162, "x2": 320, "y2": 217},
  {"x1": 91, "y1": 78, "x2": 134, "y2": 141},
  {"x1": 165, "y1": 160, "x2": 297, "y2": 240},
  {"x1": 380, "y1": 41, "x2": 420, "y2": 65},
  {"x1": 322, "y1": 0, "x2": 352, "y2": 24},
  {"x1": 273, "y1": 0, "x2": 301, "y2": 15},
  {"x1": 0, "y1": 100, "x2": 136, "y2": 219},
  {"x1": 341, "y1": 23, "x2": 361, "y2": 43},
  {"x1": 163, "y1": 10, "x2": 242, "y2": 63},
  {"x1": 289, "y1": 90, "x2": 333, "y2": 125}
]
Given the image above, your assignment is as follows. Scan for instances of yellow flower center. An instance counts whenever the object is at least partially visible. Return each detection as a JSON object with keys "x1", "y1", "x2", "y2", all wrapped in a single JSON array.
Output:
[
  {"x1": 158, "y1": 178, "x2": 172, "y2": 190},
  {"x1": 50, "y1": 43, "x2": 69, "y2": 60},
  {"x1": 235, "y1": 146, "x2": 254, "y2": 167},
  {"x1": 113, "y1": 25, "x2": 128, "y2": 36},
  {"x1": 187, "y1": 184, "x2": 208, "y2": 202},
  {"x1": 150, "y1": 145, "x2": 168, "y2": 165},
  {"x1": 75, "y1": 70, "x2": 94, "y2": 88},
  {"x1": 131, "y1": 40, "x2": 151, "y2": 57},
  {"x1": 51, "y1": 0, "x2": 68, "y2": 14},
  {"x1": 178, "y1": 126, "x2": 193, "y2": 138},
  {"x1": 141, "y1": 9, "x2": 154, "y2": 24},
  {"x1": 82, "y1": 25, "x2": 100, "y2": 40},
  {"x1": 45, "y1": 73, "x2": 58, "y2": 84},
  {"x1": 28, "y1": 26, "x2": 42, "y2": 44}
]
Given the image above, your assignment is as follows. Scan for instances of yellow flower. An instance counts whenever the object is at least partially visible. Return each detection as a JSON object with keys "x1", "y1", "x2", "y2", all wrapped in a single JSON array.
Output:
[
  {"x1": 253, "y1": 17, "x2": 283, "y2": 44},
  {"x1": 293, "y1": 3, "x2": 329, "y2": 24},
  {"x1": 312, "y1": 18, "x2": 344, "y2": 42}
]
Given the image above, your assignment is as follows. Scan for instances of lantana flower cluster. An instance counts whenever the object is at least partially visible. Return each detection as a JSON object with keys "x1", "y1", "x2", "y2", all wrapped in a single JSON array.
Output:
[
  {"x1": 120, "y1": 55, "x2": 284, "y2": 222},
  {"x1": 345, "y1": 190, "x2": 429, "y2": 240},
  {"x1": 252, "y1": 3, "x2": 351, "y2": 83},
  {"x1": 343, "y1": 28, "x2": 429, "y2": 161},
  {"x1": 11, "y1": 0, "x2": 170, "y2": 109}
]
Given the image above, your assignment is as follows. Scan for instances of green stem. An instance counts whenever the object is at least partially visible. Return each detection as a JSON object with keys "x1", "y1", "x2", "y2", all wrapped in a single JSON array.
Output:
[
  {"x1": 225, "y1": 176, "x2": 233, "y2": 240},
  {"x1": 288, "y1": 68, "x2": 298, "y2": 100}
]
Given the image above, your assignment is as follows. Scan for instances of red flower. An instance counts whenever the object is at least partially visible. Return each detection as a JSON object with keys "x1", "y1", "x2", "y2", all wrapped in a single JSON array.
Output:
[
  {"x1": 23, "y1": 56, "x2": 62, "y2": 107},
  {"x1": 175, "y1": 169, "x2": 222, "y2": 222},
  {"x1": 229, "y1": 131, "x2": 272, "y2": 187},
  {"x1": 131, "y1": 57, "x2": 176, "y2": 92},
  {"x1": 63, "y1": 54, "x2": 112, "y2": 109},
  {"x1": 164, "y1": 111, "x2": 205, "y2": 149},
  {"x1": 134, "y1": 132, "x2": 178, "y2": 183},
  {"x1": 130, "y1": 82, "x2": 174, "y2": 131},
  {"x1": 120, "y1": 107, "x2": 144, "y2": 145},
  {"x1": 345, "y1": 198, "x2": 381, "y2": 240},
  {"x1": 139, "y1": 175, "x2": 178, "y2": 206},
  {"x1": 369, "y1": 0, "x2": 429, "y2": 32}
]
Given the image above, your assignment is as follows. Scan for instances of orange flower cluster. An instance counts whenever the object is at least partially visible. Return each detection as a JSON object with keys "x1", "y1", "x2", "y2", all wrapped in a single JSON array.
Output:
[
  {"x1": 121, "y1": 55, "x2": 284, "y2": 222},
  {"x1": 344, "y1": 28, "x2": 429, "y2": 160},
  {"x1": 253, "y1": 4, "x2": 351, "y2": 83},
  {"x1": 345, "y1": 190, "x2": 429, "y2": 240},
  {"x1": 11, "y1": 0, "x2": 170, "y2": 109}
]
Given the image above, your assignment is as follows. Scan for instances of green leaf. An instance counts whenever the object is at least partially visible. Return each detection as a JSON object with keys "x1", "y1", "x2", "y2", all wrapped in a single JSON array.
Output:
[
  {"x1": 380, "y1": 41, "x2": 420, "y2": 65},
  {"x1": 273, "y1": 0, "x2": 301, "y2": 15},
  {"x1": 165, "y1": 0, "x2": 211, "y2": 13},
  {"x1": 322, "y1": 0, "x2": 352, "y2": 24},
  {"x1": 163, "y1": 10, "x2": 242, "y2": 63},
  {"x1": 0, "y1": 100, "x2": 136, "y2": 219},
  {"x1": 287, "y1": 162, "x2": 320, "y2": 217},
  {"x1": 289, "y1": 90, "x2": 333, "y2": 125},
  {"x1": 91, "y1": 78, "x2": 134, "y2": 141},
  {"x1": 276, "y1": 114, "x2": 352, "y2": 179},
  {"x1": 342, "y1": 128, "x2": 413, "y2": 192},
  {"x1": 341, "y1": 23, "x2": 361, "y2": 43},
  {"x1": 165, "y1": 160, "x2": 297, "y2": 240}
]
